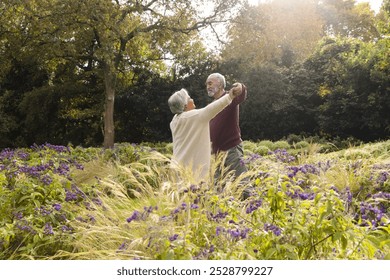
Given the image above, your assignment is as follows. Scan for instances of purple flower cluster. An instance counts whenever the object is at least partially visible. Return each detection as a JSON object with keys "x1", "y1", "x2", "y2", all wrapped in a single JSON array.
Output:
[
  {"x1": 16, "y1": 220, "x2": 36, "y2": 234},
  {"x1": 171, "y1": 203, "x2": 188, "y2": 215},
  {"x1": 286, "y1": 189, "x2": 315, "y2": 200},
  {"x1": 169, "y1": 234, "x2": 179, "y2": 242},
  {"x1": 371, "y1": 192, "x2": 390, "y2": 200},
  {"x1": 44, "y1": 223, "x2": 54, "y2": 235},
  {"x1": 376, "y1": 171, "x2": 389, "y2": 186},
  {"x1": 270, "y1": 149, "x2": 296, "y2": 163},
  {"x1": 75, "y1": 214, "x2": 96, "y2": 223},
  {"x1": 228, "y1": 228, "x2": 250, "y2": 240},
  {"x1": 171, "y1": 203, "x2": 199, "y2": 216},
  {"x1": 30, "y1": 143, "x2": 71, "y2": 154},
  {"x1": 344, "y1": 187, "x2": 353, "y2": 206},
  {"x1": 264, "y1": 223, "x2": 282, "y2": 236},
  {"x1": 241, "y1": 153, "x2": 262, "y2": 165},
  {"x1": 35, "y1": 206, "x2": 53, "y2": 216},
  {"x1": 287, "y1": 164, "x2": 320, "y2": 178},
  {"x1": 194, "y1": 245, "x2": 215, "y2": 259},
  {"x1": 126, "y1": 206, "x2": 157, "y2": 223},
  {"x1": 0, "y1": 148, "x2": 17, "y2": 161},
  {"x1": 117, "y1": 241, "x2": 128, "y2": 252},
  {"x1": 61, "y1": 225, "x2": 73, "y2": 232},
  {"x1": 1, "y1": 144, "x2": 85, "y2": 190},
  {"x1": 126, "y1": 210, "x2": 142, "y2": 223},
  {"x1": 207, "y1": 211, "x2": 229, "y2": 222},
  {"x1": 216, "y1": 226, "x2": 250, "y2": 240},
  {"x1": 359, "y1": 202, "x2": 386, "y2": 228},
  {"x1": 53, "y1": 203, "x2": 62, "y2": 211},
  {"x1": 65, "y1": 185, "x2": 86, "y2": 202},
  {"x1": 246, "y1": 199, "x2": 263, "y2": 214},
  {"x1": 13, "y1": 212, "x2": 23, "y2": 220}
]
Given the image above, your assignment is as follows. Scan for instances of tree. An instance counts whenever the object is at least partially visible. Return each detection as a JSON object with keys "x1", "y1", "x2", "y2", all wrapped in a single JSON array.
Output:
[
  {"x1": 318, "y1": 0, "x2": 380, "y2": 41},
  {"x1": 222, "y1": 0, "x2": 324, "y2": 68},
  {"x1": 1, "y1": 0, "x2": 245, "y2": 148},
  {"x1": 305, "y1": 36, "x2": 389, "y2": 140}
]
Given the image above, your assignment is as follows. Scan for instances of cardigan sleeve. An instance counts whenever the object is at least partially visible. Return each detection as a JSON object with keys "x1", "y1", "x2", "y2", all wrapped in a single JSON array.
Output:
[{"x1": 198, "y1": 94, "x2": 233, "y2": 122}]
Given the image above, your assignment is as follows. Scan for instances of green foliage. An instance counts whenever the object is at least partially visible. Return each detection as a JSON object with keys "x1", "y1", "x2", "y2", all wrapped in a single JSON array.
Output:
[
  {"x1": 1, "y1": 140, "x2": 389, "y2": 259},
  {"x1": 0, "y1": 0, "x2": 389, "y2": 148},
  {"x1": 272, "y1": 141, "x2": 291, "y2": 150}
]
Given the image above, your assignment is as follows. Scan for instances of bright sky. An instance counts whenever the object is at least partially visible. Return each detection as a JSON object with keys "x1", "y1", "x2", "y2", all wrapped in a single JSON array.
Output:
[
  {"x1": 201, "y1": 0, "x2": 384, "y2": 51},
  {"x1": 355, "y1": 0, "x2": 383, "y2": 13},
  {"x1": 248, "y1": 0, "x2": 383, "y2": 13}
]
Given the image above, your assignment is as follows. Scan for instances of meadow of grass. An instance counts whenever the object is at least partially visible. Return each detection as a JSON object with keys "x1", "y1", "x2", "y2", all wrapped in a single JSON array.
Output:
[{"x1": 0, "y1": 140, "x2": 389, "y2": 260}]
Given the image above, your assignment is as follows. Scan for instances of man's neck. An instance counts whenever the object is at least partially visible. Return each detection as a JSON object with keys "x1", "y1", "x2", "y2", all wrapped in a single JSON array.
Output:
[{"x1": 214, "y1": 90, "x2": 225, "y2": 100}]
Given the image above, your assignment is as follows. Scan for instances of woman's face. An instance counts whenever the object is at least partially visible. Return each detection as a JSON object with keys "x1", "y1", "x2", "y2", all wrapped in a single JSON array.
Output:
[{"x1": 186, "y1": 97, "x2": 195, "y2": 111}]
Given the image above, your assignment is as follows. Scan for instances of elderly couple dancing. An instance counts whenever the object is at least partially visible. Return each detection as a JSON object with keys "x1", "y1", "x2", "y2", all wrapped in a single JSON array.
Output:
[{"x1": 168, "y1": 73, "x2": 250, "y2": 197}]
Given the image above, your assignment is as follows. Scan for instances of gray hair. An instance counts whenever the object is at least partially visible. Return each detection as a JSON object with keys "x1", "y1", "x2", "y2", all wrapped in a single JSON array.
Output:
[
  {"x1": 168, "y1": 88, "x2": 190, "y2": 114},
  {"x1": 207, "y1": 73, "x2": 226, "y2": 89}
]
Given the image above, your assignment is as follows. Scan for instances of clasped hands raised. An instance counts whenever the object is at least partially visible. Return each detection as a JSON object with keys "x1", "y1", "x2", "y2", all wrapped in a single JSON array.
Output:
[{"x1": 228, "y1": 83, "x2": 243, "y2": 99}]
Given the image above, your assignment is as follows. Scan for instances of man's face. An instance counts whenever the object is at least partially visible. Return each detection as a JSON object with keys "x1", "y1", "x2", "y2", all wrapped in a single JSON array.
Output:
[{"x1": 206, "y1": 77, "x2": 221, "y2": 98}]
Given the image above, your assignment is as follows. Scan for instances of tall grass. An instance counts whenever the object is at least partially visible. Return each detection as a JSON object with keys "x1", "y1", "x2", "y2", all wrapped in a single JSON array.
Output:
[
  {"x1": 1, "y1": 141, "x2": 389, "y2": 260},
  {"x1": 48, "y1": 141, "x2": 389, "y2": 260}
]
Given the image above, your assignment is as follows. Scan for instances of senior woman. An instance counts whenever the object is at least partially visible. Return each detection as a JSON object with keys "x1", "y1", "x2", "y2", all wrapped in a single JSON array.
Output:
[{"x1": 168, "y1": 84, "x2": 242, "y2": 181}]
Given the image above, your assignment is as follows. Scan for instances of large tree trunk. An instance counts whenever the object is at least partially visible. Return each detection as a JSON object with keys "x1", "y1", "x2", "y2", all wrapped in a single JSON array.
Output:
[{"x1": 103, "y1": 63, "x2": 116, "y2": 149}]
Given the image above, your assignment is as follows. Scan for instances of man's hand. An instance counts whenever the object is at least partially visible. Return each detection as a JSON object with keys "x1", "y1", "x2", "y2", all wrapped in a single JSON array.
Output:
[{"x1": 228, "y1": 82, "x2": 243, "y2": 99}]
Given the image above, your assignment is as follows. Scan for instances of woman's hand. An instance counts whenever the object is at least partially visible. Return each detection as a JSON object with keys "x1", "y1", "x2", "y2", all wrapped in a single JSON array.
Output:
[{"x1": 228, "y1": 83, "x2": 243, "y2": 99}]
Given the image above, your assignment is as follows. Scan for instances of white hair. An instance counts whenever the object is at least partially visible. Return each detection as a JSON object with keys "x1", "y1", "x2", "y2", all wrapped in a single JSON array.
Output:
[
  {"x1": 168, "y1": 88, "x2": 190, "y2": 114},
  {"x1": 207, "y1": 73, "x2": 226, "y2": 89}
]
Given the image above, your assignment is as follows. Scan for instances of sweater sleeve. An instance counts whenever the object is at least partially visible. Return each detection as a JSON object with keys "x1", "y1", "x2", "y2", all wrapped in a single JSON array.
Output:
[
  {"x1": 232, "y1": 84, "x2": 247, "y2": 106},
  {"x1": 198, "y1": 94, "x2": 233, "y2": 122}
]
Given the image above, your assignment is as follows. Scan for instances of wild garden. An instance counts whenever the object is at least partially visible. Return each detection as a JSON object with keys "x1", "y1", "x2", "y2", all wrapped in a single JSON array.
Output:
[
  {"x1": 1, "y1": 0, "x2": 389, "y2": 260},
  {"x1": 1, "y1": 140, "x2": 389, "y2": 259}
]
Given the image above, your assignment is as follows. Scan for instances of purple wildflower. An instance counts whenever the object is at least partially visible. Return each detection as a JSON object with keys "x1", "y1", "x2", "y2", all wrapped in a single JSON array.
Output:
[
  {"x1": 358, "y1": 202, "x2": 386, "y2": 228},
  {"x1": 208, "y1": 211, "x2": 228, "y2": 222},
  {"x1": 345, "y1": 187, "x2": 353, "y2": 206},
  {"x1": 190, "y1": 184, "x2": 200, "y2": 192},
  {"x1": 41, "y1": 174, "x2": 53, "y2": 185},
  {"x1": 216, "y1": 226, "x2": 224, "y2": 236},
  {"x1": 169, "y1": 234, "x2": 179, "y2": 242},
  {"x1": 144, "y1": 206, "x2": 155, "y2": 213},
  {"x1": 16, "y1": 221, "x2": 36, "y2": 234},
  {"x1": 191, "y1": 204, "x2": 199, "y2": 209},
  {"x1": 372, "y1": 192, "x2": 390, "y2": 200},
  {"x1": 87, "y1": 214, "x2": 96, "y2": 223},
  {"x1": 118, "y1": 242, "x2": 128, "y2": 251},
  {"x1": 227, "y1": 228, "x2": 250, "y2": 240},
  {"x1": 377, "y1": 171, "x2": 389, "y2": 186},
  {"x1": 61, "y1": 225, "x2": 73, "y2": 232},
  {"x1": 53, "y1": 203, "x2": 62, "y2": 211},
  {"x1": 65, "y1": 190, "x2": 78, "y2": 202},
  {"x1": 287, "y1": 189, "x2": 315, "y2": 200},
  {"x1": 44, "y1": 223, "x2": 54, "y2": 235},
  {"x1": 246, "y1": 199, "x2": 263, "y2": 214},
  {"x1": 92, "y1": 198, "x2": 103, "y2": 206},
  {"x1": 126, "y1": 210, "x2": 141, "y2": 223},
  {"x1": 271, "y1": 149, "x2": 296, "y2": 163},
  {"x1": 13, "y1": 212, "x2": 23, "y2": 220},
  {"x1": 36, "y1": 206, "x2": 52, "y2": 216},
  {"x1": 264, "y1": 223, "x2": 282, "y2": 236}
]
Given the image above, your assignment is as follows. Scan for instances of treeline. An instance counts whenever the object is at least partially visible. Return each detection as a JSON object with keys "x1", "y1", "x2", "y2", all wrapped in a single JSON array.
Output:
[{"x1": 0, "y1": 0, "x2": 389, "y2": 149}]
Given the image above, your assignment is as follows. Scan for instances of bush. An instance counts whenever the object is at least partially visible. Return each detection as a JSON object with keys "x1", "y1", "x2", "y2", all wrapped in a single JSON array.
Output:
[
  {"x1": 257, "y1": 140, "x2": 274, "y2": 150},
  {"x1": 272, "y1": 140, "x2": 290, "y2": 151},
  {"x1": 287, "y1": 134, "x2": 303, "y2": 145},
  {"x1": 254, "y1": 145, "x2": 271, "y2": 156}
]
